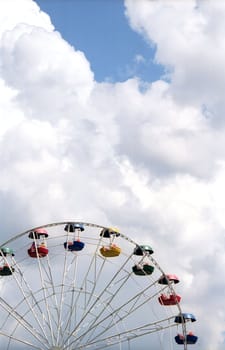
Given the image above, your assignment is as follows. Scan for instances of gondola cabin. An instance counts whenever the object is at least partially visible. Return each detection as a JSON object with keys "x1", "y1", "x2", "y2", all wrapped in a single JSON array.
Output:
[
  {"x1": 0, "y1": 247, "x2": 15, "y2": 275},
  {"x1": 132, "y1": 264, "x2": 154, "y2": 276},
  {"x1": 158, "y1": 293, "x2": 181, "y2": 305},
  {"x1": 100, "y1": 244, "x2": 121, "y2": 257},
  {"x1": 133, "y1": 245, "x2": 154, "y2": 256},
  {"x1": 28, "y1": 242, "x2": 48, "y2": 258},
  {"x1": 0, "y1": 264, "x2": 15, "y2": 276},
  {"x1": 64, "y1": 240, "x2": 85, "y2": 251},
  {"x1": 158, "y1": 274, "x2": 179, "y2": 285},
  {"x1": 175, "y1": 333, "x2": 198, "y2": 345}
]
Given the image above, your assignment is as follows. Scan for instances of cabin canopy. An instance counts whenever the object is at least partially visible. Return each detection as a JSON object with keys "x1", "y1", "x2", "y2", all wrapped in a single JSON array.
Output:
[
  {"x1": 28, "y1": 228, "x2": 48, "y2": 239},
  {"x1": 64, "y1": 223, "x2": 84, "y2": 232},
  {"x1": 174, "y1": 313, "x2": 196, "y2": 323},
  {"x1": 100, "y1": 227, "x2": 120, "y2": 238},
  {"x1": 158, "y1": 274, "x2": 179, "y2": 285},
  {"x1": 133, "y1": 245, "x2": 154, "y2": 256},
  {"x1": 0, "y1": 247, "x2": 14, "y2": 256}
]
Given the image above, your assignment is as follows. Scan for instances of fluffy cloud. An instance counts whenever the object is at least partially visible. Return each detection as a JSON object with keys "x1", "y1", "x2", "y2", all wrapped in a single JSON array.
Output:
[
  {"x1": 0, "y1": 0, "x2": 225, "y2": 349},
  {"x1": 125, "y1": 0, "x2": 225, "y2": 123}
]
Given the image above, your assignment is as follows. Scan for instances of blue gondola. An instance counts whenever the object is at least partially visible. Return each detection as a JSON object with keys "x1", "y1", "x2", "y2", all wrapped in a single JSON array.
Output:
[
  {"x1": 64, "y1": 240, "x2": 85, "y2": 251},
  {"x1": 175, "y1": 333, "x2": 198, "y2": 344}
]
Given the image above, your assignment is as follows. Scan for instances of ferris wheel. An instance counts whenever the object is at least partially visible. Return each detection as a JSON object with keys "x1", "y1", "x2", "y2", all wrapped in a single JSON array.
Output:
[{"x1": 0, "y1": 221, "x2": 198, "y2": 350}]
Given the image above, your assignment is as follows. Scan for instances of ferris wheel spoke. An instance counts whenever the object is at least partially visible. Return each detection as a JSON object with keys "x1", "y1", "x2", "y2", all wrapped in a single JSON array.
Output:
[
  {"x1": 76, "y1": 278, "x2": 163, "y2": 346},
  {"x1": 0, "y1": 297, "x2": 48, "y2": 347},
  {"x1": 54, "y1": 240, "x2": 72, "y2": 346},
  {"x1": 70, "y1": 237, "x2": 104, "y2": 312},
  {"x1": 41, "y1": 255, "x2": 60, "y2": 319},
  {"x1": 3, "y1": 257, "x2": 51, "y2": 345},
  {"x1": 74, "y1": 316, "x2": 177, "y2": 350},
  {"x1": 63, "y1": 252, "x2": 134, "y2": 348},
  {"x1": 76, "y1": 253, "x2": 158, "y2": 345},
  {"x1": 62, "y1": 245, "x2": 107, "y2": 346},
  {"x1": 0, "y1": 331, "x2": 45, "y2": 350},
  {"x1": 83, "y1": 254, "x2": 106, "y2": 308},
  {"x1": 77, "y1": 270, "x2": 133, "y2": 345},
  {"x1": 62, "y1": 254, "x2": 80, "y2": 337},
  {"x1": 83, "y1": 309, "x2": 173, "y2": 348},
  {"x1": 35, "y1": 252, "x2": 55, "y2": 345},
  {"x1": 0, "y1": 292, "x2": 53, "y2": 348},
  {"x1": 73, "y1": 284, "x2": 168, "y2": 348}
]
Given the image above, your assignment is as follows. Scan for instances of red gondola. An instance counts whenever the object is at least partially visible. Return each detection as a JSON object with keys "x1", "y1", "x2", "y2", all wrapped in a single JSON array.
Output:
[
  {"x1": 28, "y1": 242, "x2": 48, "y2": 258},
  {"x1": 158, "y1": 293, "x2": 181, "y2": 305}
]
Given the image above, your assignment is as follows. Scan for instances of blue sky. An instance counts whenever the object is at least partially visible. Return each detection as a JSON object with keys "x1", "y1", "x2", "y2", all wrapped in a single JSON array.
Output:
[{"x1": 36, "y1": 0, "x2": 163, "y2": 82}]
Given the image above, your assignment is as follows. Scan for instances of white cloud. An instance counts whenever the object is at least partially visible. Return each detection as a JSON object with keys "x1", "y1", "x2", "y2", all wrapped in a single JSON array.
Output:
[{"x1": 125, "y1": 0, "x2": 225, "y2": 123}]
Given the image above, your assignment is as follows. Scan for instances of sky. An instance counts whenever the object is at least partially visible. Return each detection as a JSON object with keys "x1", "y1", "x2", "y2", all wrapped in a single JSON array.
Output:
[
  {"x1": 1, "y1": 0, "x2": 225, "y2": 349},
  {"x1": 36, "y1": 0, "x2": 164, "y2": 82}
]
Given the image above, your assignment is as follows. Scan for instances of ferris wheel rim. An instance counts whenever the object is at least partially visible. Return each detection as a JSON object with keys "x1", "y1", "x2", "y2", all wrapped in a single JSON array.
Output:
[{"x1": 0, "y1": 221, "x2": 189, "y2": 350}]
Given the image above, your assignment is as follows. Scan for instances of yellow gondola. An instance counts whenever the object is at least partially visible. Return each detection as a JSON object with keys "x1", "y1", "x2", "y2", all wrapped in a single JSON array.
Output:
[{"x1": 100, "y1": 244, "x2": 121, "y2": 257}]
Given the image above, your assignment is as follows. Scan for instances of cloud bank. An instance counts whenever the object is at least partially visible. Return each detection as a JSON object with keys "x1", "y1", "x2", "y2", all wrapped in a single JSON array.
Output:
[{"x1": 0, "y1": 0, "x2": 225, "y2": 348}]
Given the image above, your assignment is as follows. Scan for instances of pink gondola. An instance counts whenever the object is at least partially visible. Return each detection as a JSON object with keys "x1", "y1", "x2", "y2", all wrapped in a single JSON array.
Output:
[{"x1": 158, "y1": 293, "x2": 181, "y2": 305}]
